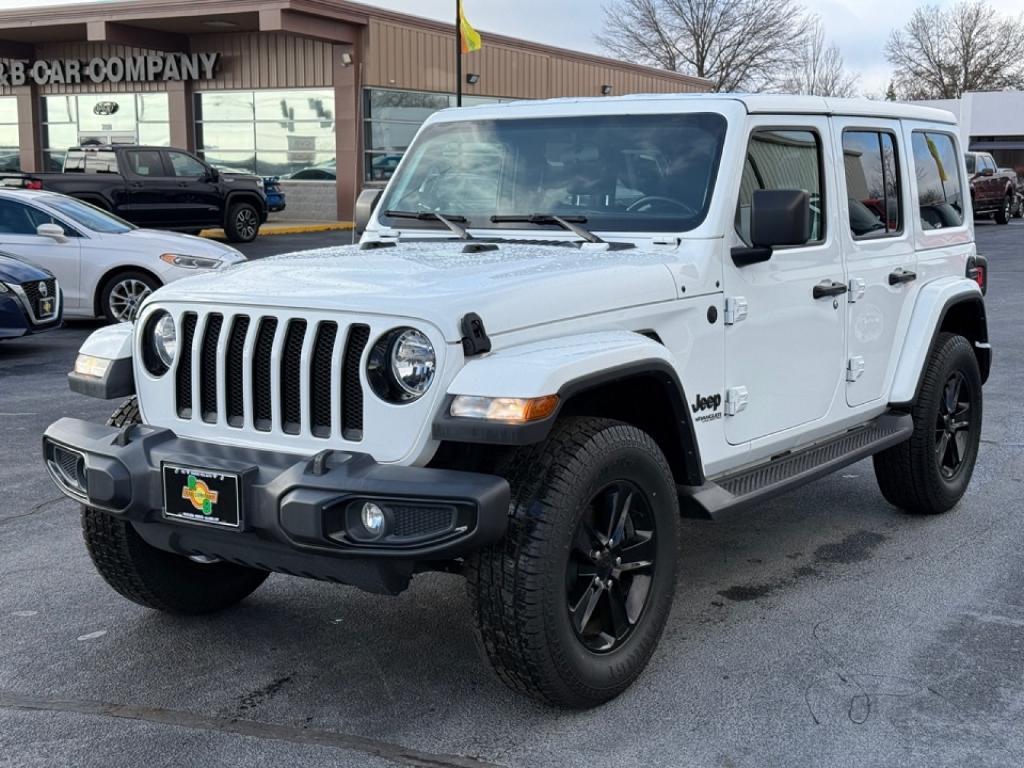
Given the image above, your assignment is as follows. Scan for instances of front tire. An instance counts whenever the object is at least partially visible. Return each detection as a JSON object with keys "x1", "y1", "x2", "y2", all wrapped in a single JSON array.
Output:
[
  {"x1": 224, "y1": 202, "x2": 260, "y2": 243},
  {"x1": 467, "y1": 417, "x2": 680, "y2": 708},
  {"x1": 873, "y1": 333, "x2": 983, "y2": 515},
  {"x1": 100, "y1": 270, "x2": 159, "y2": 323},
  {"x1": 81, "y1": 397, "x2": 269, "y2": 614}
]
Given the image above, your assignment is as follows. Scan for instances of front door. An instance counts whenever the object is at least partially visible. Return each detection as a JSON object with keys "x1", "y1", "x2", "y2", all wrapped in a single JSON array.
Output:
[
  {"x1": 831, "y1": 119, "x2": 917, "y2": 407},
  {"x1": 724, "y1": 119, "x2": 847, "y2": 445},
  {"x1": 164, "y1": 150, "x2": 222, "y2": 227},
  {"x1": 0, "y1": 197, "x2": 81, "y2": 308}
]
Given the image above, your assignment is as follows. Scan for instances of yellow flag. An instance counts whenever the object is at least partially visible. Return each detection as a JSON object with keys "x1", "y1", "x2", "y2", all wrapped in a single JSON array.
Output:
[{"x1": 459, "y1": 1, "x2": 482, "y2": 54}]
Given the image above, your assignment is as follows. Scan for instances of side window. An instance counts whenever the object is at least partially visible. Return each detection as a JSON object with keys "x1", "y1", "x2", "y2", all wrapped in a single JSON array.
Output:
[
  {"x1": 0, "y1": 199, "x2": 44, "y2": 235},
  {"x1": 125, "y1": 150, "x2": 165, "y2": 177},
  {"x1": 167, "y1": 152, "x2": 208, "y2": 179},
  {"x1": 736, "y1": 129, "x2": 823, "y2": 246},
  {"x1": 23, "y1": 205, "x2": 81, "y2": 238},
  {"x1": 842, "y1": 130, "x2": 902, "y2": 239},
  {"x1": 911, "y1": 132, "x2": 964, "y2": 230}
]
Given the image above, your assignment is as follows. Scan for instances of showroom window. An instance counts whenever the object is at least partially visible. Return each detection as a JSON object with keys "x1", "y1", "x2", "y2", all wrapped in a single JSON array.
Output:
[
  {"x1": 40, "y1": 93, "x2": 170, "y2": 171},
  {"x1": 363, "y1": 88, "x2": 510, "y2": 182},
  {"x1": 194, "y1": 89, "x2": 336, "y2": 178},
  {"x1": 0, "y1": 97, "x2": 19, "y2": 173}
]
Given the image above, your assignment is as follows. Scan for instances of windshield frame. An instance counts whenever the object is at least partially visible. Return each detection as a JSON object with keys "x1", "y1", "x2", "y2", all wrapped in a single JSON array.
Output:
[
  {"x1": 40, "y1": 195, "x2": 137, "y2": 234},
  {"x1": 376, "y1": 112, "x2": 729, "y2": 236}
]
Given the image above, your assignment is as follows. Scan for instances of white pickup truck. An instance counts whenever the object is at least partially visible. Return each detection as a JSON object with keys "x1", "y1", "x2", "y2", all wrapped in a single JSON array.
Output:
[{"x1": 44, "y1": 94, "x2": 990, "y2": 708}]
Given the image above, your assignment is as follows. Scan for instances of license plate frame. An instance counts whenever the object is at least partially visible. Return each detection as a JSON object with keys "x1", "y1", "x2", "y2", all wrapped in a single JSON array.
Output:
[
  {"x1": 161, "y1": 463, "x2": 242, "y2": 529},
  {"x1": 38, "y1": 297, "x2": 55, "y2": 318}
]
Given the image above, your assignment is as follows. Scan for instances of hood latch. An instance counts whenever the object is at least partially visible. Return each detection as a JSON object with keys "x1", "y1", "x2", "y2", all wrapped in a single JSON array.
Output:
[{"x1": 461, "y1": 313, "x2": 492, "y2": 357}]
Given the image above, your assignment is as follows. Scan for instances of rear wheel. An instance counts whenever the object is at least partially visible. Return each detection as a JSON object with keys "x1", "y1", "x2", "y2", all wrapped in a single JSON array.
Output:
[
  {"x1": 1012, "y1": 196, "x2": 1023, "y2": 219},
  {"x1": 100, "y1": 270, "x2": 159, "y2": 323},
  {"x1": 466, "y1": 417, "x2": 680, "y2": 708},
  {"x1": 995, "y1": 195, "x2": 1011, "y2": 224},
  {"x1": 224, "y1": 202, "x2": 260, "y2": 243},
  {"x1": 873, "y1": 333, "x2": 983, "y2": 515},
  {"x1": 81, "y1": 397, "x2": 269, "y2": 614}
]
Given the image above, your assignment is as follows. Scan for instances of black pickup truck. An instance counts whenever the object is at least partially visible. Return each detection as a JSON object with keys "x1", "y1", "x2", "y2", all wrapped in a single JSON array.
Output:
[{"x1": 13, "y1": 146, "x2": 268, "y2": 243}]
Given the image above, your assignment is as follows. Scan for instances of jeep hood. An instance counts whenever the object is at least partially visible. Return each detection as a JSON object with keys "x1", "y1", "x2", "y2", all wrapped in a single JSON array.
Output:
[{"x1": 151, "y1": 241, "x2": 678, "y2": 342}]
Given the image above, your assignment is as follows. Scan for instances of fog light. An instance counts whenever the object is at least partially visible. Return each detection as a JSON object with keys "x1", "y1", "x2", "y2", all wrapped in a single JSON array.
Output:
[{"x1": 361, "y1": 502, "x2": 386, "y2": 537}]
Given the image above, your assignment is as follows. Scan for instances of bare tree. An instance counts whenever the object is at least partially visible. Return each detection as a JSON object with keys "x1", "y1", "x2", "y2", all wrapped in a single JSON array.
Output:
[
  {"x1": 779, "y1": 17, "x2": 859, "y2": 97},
  {"x1": 885, "y1": 1, "x2": 1024, "y2": 99},
  {"x1": 595, "y1": 0, "x2": 811, "y2": 92}
]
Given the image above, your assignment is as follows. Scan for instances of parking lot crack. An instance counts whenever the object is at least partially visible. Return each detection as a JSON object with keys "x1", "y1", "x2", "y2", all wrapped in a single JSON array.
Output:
[{"x1": 0, "y1": 690, "x2": 507, "y2": 768}]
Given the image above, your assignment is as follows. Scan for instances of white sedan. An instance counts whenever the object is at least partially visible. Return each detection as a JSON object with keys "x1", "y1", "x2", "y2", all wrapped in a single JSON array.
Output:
[{"x1": 0, "y1": 189, "x2": 246, "y2": 322}]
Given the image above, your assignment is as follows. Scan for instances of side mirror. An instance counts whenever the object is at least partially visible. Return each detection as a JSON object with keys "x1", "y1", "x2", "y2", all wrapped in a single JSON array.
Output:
[
  {"x1": 37, "y1": 223, "x2": 68, "y2": 243},
  {"x1": 980, "y1": 167, "x2": 994, "y2": 178},
  {"x1": 354, "y1": 188, "x2": 383, "y2": 236},
  {"x1": 732, "y1": 189, "x2": 811, "y2": 267}
]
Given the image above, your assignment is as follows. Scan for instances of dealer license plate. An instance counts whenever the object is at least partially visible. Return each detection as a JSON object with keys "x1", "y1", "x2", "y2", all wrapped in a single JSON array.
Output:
[{"x1": 162, "y1": 464, "x2": 241, "y2": 528}]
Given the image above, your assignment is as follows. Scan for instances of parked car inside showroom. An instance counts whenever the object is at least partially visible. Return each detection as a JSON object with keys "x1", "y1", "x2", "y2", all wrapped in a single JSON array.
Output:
[
  {"x1": 0, "y1": 251, "x2": 62, "y2": 340},
  {"x1": 0, "y1": 189, "x2": 246, "y2": 322}
]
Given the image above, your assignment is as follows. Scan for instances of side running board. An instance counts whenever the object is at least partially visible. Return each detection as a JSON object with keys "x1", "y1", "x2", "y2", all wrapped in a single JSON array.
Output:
[{"x1": 678, "y1": 413, "x2": 913, "y2": 520}]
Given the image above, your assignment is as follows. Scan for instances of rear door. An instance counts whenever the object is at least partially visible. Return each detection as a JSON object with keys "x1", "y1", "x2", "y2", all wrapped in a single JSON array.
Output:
[
  {"x1": 0, "y1": 197, "x2": 82, "y2": 308},
  {"x1": 164, "y1": 150, "x2": 222, "y2": 226},
  {"x1": 122, "y1": 148, "x2": 177, "y2": 227},
  {"x1": 831, "y1": 119, "x2": 917, "y2": 406},
  {"x1": 724, "y1": 118, "x2": 847, "y2": 445}
]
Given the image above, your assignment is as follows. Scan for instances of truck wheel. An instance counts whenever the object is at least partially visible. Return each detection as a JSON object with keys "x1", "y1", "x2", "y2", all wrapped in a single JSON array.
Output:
[
  {"x1": 225, "y1": 202, "x2": 260, "y2": 243},
  {"x1": 994, "y1": 195, "x2": 1011, "y2": 224},
  {"x1": 466, "y1": 417, "x2": 680, "y2": 708},
  {"x1": 81, "y1": 397, "x2": 269, "y2": 614},
  {"x1": 873, "y1": 333, "x2": 983, "y2": 515},
  {"x1": 100, "y1": 270, "x2": 159, "y2": 323},
  {"x1": 1013, "y1": 197, "x2": 1023, "y2": 219}
]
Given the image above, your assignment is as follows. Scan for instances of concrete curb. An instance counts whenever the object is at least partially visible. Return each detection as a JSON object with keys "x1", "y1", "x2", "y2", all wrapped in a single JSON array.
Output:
[{"x1": 200, "y1": 221, "x2": 353, "y2": 239}]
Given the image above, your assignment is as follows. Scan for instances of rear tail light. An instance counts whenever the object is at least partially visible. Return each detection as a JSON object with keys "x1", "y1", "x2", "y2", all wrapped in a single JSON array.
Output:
[
  {"x1": 967, "y1": 256, "x2": 988, "y2": 295},
  {"x1": 25, "y1": 180, "x2": 42, "y2": 190}
]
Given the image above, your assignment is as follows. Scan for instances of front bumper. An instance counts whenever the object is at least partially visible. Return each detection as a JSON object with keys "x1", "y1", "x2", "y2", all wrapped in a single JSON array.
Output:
[{"x1": 42, "y1": 418, "x2": 510, "y2": 594}]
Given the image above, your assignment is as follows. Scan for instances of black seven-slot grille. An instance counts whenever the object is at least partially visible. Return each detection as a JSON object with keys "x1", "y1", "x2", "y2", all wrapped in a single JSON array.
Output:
[{"x1": 173, "y1": 312, "x2": 371, "y2": 441}]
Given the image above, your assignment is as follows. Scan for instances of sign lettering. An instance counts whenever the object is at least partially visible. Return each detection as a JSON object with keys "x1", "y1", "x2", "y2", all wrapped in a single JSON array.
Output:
[{"x1": 0, "y1": 53, "x2": 220, "y2": 87}]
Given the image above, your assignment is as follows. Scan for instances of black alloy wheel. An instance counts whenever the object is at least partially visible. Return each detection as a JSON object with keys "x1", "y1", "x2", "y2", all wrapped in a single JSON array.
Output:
[
  {"x1": 935, "y1": 371, "x2": 973, "y2": 480},
  {"x1": 566, "y1": 480, "x2": 656, "y2": 653}
]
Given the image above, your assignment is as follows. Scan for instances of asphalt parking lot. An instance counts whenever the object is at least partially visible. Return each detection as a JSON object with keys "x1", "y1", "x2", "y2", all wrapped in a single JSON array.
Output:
[{"x1": 1, "y1": 221, "x2": 1022, "y2": 768}]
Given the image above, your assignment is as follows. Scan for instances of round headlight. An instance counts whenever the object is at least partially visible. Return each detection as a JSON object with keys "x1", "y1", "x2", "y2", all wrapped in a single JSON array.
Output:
[
  {"x1": 367, "y1": 327, "x2": 436, "y2": 403},
  {"x1": 391, "y1": 329, "x2": 436, "y2": 397},
  {"x1": 150, "y1": 311, "x2": 177, "y2": 370}
]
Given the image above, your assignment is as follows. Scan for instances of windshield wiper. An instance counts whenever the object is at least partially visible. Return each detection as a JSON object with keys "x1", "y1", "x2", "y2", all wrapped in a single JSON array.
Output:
[
  {"x1": 383, "y1": 210, "x2": 473, "y2": 240},
  {"x1": 489, "y1": 214, "x2": 604, "y2": 244}
]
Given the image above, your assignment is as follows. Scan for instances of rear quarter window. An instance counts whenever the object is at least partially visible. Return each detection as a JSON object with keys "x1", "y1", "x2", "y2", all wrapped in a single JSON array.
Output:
[{"x1": 911, "y1": 131, "x2": 964, "y2": 231}]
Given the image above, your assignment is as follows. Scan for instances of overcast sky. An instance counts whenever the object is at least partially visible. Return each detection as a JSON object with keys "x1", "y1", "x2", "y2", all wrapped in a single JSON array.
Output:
[{"x1": 5, "y1": 0, "x2": 1024, "y2": 95}]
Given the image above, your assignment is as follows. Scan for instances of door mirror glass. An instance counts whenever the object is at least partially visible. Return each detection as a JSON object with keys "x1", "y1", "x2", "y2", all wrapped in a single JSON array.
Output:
[
  {"x1": 37, "y1": 222, "x2": 67, "y2": 242},
  {"x1": 750, "y1": 189, "x2": 811, "y2": 248},
  {"x1": 355, "y1": 188, "x2": 383, "y2": 235},
  {"x1": 980, "y1": 167, "x2": 994, "y2": 177}
]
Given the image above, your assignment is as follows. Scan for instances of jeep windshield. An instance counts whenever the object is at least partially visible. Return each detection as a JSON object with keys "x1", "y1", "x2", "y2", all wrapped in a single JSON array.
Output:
[{"x1": 378, "y1": 113, "x2": 728, "y2": 235}]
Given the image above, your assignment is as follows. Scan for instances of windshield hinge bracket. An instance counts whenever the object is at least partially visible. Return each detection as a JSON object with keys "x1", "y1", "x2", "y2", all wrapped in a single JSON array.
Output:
[{"x1": 460, "y1": 313, "x2": 492, "y2": 357}]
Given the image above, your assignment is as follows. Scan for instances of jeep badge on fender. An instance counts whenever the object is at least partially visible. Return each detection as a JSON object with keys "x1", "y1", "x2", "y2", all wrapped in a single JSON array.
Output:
[{"x1": 43, "y1": 94, "x2": 989, "y2": 710}]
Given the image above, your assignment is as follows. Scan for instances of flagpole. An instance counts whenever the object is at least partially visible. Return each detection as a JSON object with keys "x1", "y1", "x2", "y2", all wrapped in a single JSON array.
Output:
[{"x1": 455, "y1": 0, "x2": 463, "y2": 106}]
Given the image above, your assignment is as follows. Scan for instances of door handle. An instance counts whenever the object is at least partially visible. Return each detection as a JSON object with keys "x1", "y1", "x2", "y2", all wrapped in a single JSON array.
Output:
[
  {"x1": 813, "y1": 280, "x2": 849, "y2": 300},
  {"x1": 888, "y1": 268, "x2": 917, "y2": 286}
]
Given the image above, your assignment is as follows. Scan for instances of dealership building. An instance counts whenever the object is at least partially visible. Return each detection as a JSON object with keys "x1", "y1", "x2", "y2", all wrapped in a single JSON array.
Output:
[
  {"x1": 916, "y1": 91, "x2": 1024, "y2": 177},
  {"x1": 0, "y1": 0, "x2": 709, "y2": 221}
]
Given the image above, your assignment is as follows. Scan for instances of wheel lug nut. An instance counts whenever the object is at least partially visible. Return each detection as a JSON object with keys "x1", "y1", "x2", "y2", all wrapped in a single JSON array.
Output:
[
  {"x1": 615, "y1": 557, "x2": 621, "y2": 566},
  {"x1": 606, "y1": 579, "x2": 614, "y2": 589}
]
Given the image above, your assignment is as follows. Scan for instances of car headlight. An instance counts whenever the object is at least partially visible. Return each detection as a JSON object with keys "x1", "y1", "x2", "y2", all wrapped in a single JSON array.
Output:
[
  {"x1": 160, "y1": 253, "x2": 224, "y2": 270},
  {"x1": 367, "y1": 327, "x2": 436, "y2": 403},
  {"x1": 142, "y1": 310, "x2": 176, "y2": 375}
]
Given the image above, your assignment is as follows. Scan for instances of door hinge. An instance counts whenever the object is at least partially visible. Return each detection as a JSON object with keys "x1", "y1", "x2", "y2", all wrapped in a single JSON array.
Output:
[
  {"x1": 847, "y1": 356, "x2": 865, "y2": 382},
  {"x1": 724, "y1": 386, "x2": 749, "y2": 416},
  {"x1": 848, "y1": 278, "x2": 866, "y2": 303},
  {"x1": 724, "y1": 296, "x2": 748, "y2": 325}
]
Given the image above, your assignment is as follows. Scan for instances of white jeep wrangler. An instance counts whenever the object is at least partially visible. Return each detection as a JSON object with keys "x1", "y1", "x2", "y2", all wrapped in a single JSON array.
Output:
[{"x1": 44, "y1": 94, "x2": 990, "y2": 709}]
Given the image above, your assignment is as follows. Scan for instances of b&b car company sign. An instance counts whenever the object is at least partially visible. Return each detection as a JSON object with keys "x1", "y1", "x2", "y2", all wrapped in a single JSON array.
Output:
[{"x1": 0, "y1": 52, "x2": 220, "y2": 87}]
